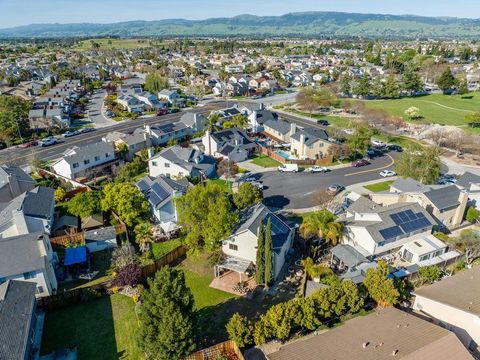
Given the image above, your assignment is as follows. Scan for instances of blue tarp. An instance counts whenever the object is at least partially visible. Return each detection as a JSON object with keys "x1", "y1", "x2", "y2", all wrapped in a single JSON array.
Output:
[{"x1": 64, "y1": 246, "x2": 87, "y2": 266}]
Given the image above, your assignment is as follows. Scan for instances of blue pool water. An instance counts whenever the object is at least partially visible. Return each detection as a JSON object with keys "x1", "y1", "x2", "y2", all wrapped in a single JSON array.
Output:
[{"x1": 276, "y1": 151, "x2": 291, "y2": 160}]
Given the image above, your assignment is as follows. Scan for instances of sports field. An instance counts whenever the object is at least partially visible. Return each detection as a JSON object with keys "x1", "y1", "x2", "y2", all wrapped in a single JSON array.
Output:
[{"x1": 360, "y1": 93, "x2": 480, "y2": 128}]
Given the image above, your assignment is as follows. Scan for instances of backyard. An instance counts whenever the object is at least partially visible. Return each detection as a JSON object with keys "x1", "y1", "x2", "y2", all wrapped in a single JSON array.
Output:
[{"x1": 250, "y1": 154, "x2": 282, "y2": 168}]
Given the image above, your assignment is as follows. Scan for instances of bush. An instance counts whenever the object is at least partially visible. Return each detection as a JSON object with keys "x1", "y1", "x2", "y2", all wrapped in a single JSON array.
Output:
[
  {"x1": 226, "y1": 313, "x2": 254, "y2": 348},
  {"x1": 418, "y1": 265, "x2": 442, "y2": 284},
  {"x1": 433, "y1": 232, "x2": 450, "y2": 242},
  {"x1": 112, "y1": 263, "x2": 143, "y2": 287},
  {"x1": 466, "y1": 207, "x2": 479, "y2": 224}
]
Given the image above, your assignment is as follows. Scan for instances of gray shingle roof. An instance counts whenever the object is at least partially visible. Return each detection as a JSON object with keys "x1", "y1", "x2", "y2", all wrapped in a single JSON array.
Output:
[
  {"x1": 0, "y1": 232, "x2": 46, "y2": 278},
  {"x1": 291, "y1": 127, "x2": 329, "y2": 146},
  {"x1": 264, "y1": 119, "x2": 291, "y2": 135},
  {"x1": 424, "y1": 185, "x2": 461, "y2": 211},
  {"x1": 0, "y1": 165, "x2": 35, "y2": 186},
  {"x1": 0, "y1": 280, "x2": 36, "y2": 360},
  {"x1": 151, "y1": 145, "x2": 216, "y2": 173},
  {"x1": 456, "y1": 171, "x2": 480, "y2": 189},
  {"x1": 22, "y1": 186, "x2": 55, "y2": 219},
  {"x1": 58, "y1": 141, "x2": 115, "y2": 166}
]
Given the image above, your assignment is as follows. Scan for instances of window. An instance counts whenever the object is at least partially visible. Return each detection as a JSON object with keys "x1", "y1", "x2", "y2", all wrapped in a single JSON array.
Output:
[
  {"x1": 229, "y1": 243, "x2": 238, "y2": 251},
  {"x1": 152, "y1": 161, "x2": 158, "y2": 166},
  {"x1": 23, "y1": 271, "x2": 36, "y2": 279},
  {"x1": 84, "y1": 159, "x2": 90, "y2": 165},
  {"x1": 0, "y1": 277, "x2": 6, "y2": 284},
  {"x1": 94, "y1": 156, "x2": 100, "y2": 161},
  {"x1": 35, "y1": 286, "x2": 44, "y2": 295},
  {"x1": 72, "y1": 162, "x2": 79, "y2": 168},
  {"x1": 164, "y1": 163, "x2": 170, "y2": 168},
  {"x1": 105, "y1": 153, "x2": 110, "y2": 158}
]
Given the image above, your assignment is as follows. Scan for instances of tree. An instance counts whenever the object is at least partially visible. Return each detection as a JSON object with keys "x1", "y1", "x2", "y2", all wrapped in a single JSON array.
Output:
[
  {"x1": 134, "y1": 221, "x2": 153, "y2": 252},
  {"x1": 346, "y1": 125, "x2": 373, "y2": 154},
  {"x1": 264, "y1": 218, "x2": 273, "y2": 286},
  {"x1": 54, "y1": 187, "x2": 66, "y2": 202},
  {"x1": 466, "y1": 207, "x2": 479, "y2": 224},
  {"x1": 101, "y1": 183, "x2": 148, "y2": 227},
  {"x1": 112, "y1": 241, "x2": 137, "y2": 269},
  {"x1": 299, "y1": 210, "x2": 343, "y2": 246},
  {"x1": 418, "y1": 265, "x2": 442, "y2": 284},
  {"x1": 404, "y1": 106, "x2": 421, "y2": 120},
  {"x1": 116, "y1": 157, "x2": 146, "y2": 183},
  {"x1": 340, "y1": 73, "x2": 352, "y2": 95},
  {"x1": 457, "y1": 78, "x2": 469, "y2": 95},
  {"x1": 383, "y1": 73, "x2": 399, "y2": 98},
  {"x1": 217, "y1": 159, "x2": 238, "y2": 180},
  {"x1": 454, "y1": 230, "x2": 480, "y2": 264},
  {"x1": 402, "y1": 63, "x2": 423, "y2": 93},
  {"x1": 176, "y1": 182, "x2": 238, "y2": 252},
  {"x1": 364, "y1": 261, "x2": 400, "y2": 308},
  {"x1": 0, "y1": 95, "x2": 31, "y2": 144},
  {"x1": 144, "y1": 72, "x2": 169, "y2": 94},
  {"x1": 67, "y1": 191, "x2": 102, "y2": 218},
  {"x1": 353, "y1": 75, "x2": 370, "y2": 97},
  {"x1": 137, "y1": 267, "x2": 195, "y2": 360},
  {"x1": 233, "y1": 183, "x2": 263, "y2": 210},
  {"x1": 255, "y1": 219, "x2": 265, "y2": 284},
  {"x1": 112, "y1": 263, "x2": 142, "y2": 287},
  {"x1": 226, "y1": 313, "x2": 254, "y2": 348},
  {"x1": 437, "y1": 68, "x2": 457, "y2": 92},
  {"x1": 395, "y1": 145, "x2": 441, "y2": 184}
]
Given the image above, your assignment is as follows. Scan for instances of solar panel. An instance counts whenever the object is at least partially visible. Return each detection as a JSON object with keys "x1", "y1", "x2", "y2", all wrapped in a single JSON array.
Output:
[
  {"x1": 379, "y1": 226, "x2": 403, "y2": 240},
  {"x1": 151, "y1": 183, "x2": 170, "y2": 202},
  {"x1": 391, "y1": 213, "x2": 402, "y2": 225},
  {"x1": 405, "y1": 210, "x2": 416, "y2": 220},
  {"x1": 398, "y1": 212, "x2": 409, "y2": 222},
  {"x1": 148, "y1": 192, "x2": 161, "y2": 207},
  {"x1": 137, "y1": 180, "x2": 149, "y2": 193}
]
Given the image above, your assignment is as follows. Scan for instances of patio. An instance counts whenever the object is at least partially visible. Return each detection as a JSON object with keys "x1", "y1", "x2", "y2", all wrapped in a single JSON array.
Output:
[{"x1": 211, "y1": 256, "x2": 257, "y2": 296}]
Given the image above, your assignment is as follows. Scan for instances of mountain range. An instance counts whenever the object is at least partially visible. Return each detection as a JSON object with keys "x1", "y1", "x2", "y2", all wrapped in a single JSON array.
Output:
[{"x1": 1, "y1": 12, "x2": 480, "y2": 39}]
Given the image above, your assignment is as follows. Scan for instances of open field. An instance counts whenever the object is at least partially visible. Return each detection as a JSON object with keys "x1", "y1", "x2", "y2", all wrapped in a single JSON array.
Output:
[
  {"x1": 360, "y1": 93, "x2": 480, "y2": 128},
  {"x1": 41, "y1": 294, "x2": 141, "y2": 360},
  {"x1": 75, "y1": 38, "x2": 154, "y2": 50}
]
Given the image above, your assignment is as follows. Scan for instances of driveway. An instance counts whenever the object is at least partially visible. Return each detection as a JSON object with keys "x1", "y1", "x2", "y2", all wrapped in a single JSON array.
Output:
[
  {"x1": 85, "y1": 89, "x2": 119, "y2": 128},
  {"x1": 256, "y1": 154, "x2": 397, "y2": 210}
]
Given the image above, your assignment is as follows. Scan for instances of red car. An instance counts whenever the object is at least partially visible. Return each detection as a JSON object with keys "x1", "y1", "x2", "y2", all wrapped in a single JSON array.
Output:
[
  {"x1": 352, "y1": 159, "x2": 371, "y2": 167},
  {"x1": 21, "y1": 140, "x2": 38, "y2": 148},
  {"x1": 156, "y1": 108, "x2": 168, "y2": 116}
]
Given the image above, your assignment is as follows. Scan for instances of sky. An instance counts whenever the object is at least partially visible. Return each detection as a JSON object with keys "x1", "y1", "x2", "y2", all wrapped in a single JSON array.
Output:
[{"x1": 1, "y1": 0, "x2": 480, "y2": 28}]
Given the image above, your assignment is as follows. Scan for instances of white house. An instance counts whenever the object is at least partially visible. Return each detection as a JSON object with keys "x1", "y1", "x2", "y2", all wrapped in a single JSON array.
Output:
[
  {"x1": 0, "y1": 232, "x2": 58, "y2": 298},
  {"x1": 221, "y1": 203, "x2": 295, "y2": 281},
  {"x1": 202, "y1": 128, "x2": 256, "y2": 163},
  {"x1": 116, "y1": 94, "x2": 145, "y2": 113},
  {"x1": 158, "y1": 89, "x2": 181, "y2": 105},
  {"x1": 51, "y1": 141, "x2": 116, "y2": 180},
  {"x1": 0, "y1": 186, "x2": 55, "y2": 238},
  {"x1": 148, "y1": 145, "x2": 216, "y2": 180},
  {"x1": 413, "y1": 266, "x2": 480, "y2": 355}
]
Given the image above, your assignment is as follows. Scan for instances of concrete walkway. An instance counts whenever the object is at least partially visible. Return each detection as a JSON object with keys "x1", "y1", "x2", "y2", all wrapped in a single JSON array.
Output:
[{"x1": 441, "y1": 156, "x2": 480, "y2": 176}]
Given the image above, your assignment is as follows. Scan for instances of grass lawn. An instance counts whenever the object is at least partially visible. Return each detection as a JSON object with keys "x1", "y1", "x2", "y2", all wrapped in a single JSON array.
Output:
[
  {"x1": 151, "y1": 238, "x2": 183, "y2": 259},
  {"x1": 250, "y1": 154, "x2": 282, "y2": 168},
  {"x1": 364, "y1": 180, "x2": 395, "y2": 193},
  {"x1": 208, "y1": 179, "x2": 233, "y2": 194},
  {"x1": 75, "y1": 38, "x2": 155, "y2": 50},
  {"x1": 286, "y1": 109, "x2": 354, "y2": 128},
  {"x1": 41, "y1": 294, "x2": 141, "y2": 360}
]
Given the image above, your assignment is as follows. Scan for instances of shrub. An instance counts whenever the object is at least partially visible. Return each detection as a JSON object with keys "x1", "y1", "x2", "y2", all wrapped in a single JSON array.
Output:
[
  {"x1": 466, "y1": 207, "x2": 479, "y2": 224},
  {"x1": 226, "y1": 313, "x2": 254, "y2": 348},
  {"x1": 112, "y1": 263, "x2": 143, "y2": 287},
  {"x1": 418, "y1": 265, "x2": 442, "y2": 284}
]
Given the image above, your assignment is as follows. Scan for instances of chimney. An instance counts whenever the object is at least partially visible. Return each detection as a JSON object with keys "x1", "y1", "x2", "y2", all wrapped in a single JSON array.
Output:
[
  {"x1": 290, "y1": 122, "x2": 296, "y2": 136},
  {"x1": 147, "y1": 147, "x2": 154, "y2": 159},
  {"x1": 362, "y1": 342, "x2": 369, "y2": 349},
  {"x1": 392, "y1": 350, "x2": 398, "y2": 356}
]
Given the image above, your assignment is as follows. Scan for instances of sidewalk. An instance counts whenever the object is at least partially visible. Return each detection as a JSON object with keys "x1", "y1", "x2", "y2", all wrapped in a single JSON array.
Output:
[{"x1": 237, "y1": 158, "x2": 354, "y2": 174}]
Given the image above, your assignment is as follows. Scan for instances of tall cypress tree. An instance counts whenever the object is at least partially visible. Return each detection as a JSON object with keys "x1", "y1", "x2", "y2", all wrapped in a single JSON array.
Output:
[
  {"x1": 264, "y1": 218, "x2": 273, "y2": 286},
  {"x1": 255, "y1": 219, "x2": 265, "y2": 284}
]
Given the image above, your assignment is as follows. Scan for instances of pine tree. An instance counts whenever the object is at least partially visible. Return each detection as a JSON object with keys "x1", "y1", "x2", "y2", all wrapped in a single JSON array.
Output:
[
  {"x1": 264, "y1": 218, "x2": 273, "y2": 286},
  {"x1": 383, "y1": 73, "x2": 399, "y2": 98},
  {"x1": 137, "y1": 267, "x2": 195, "y2": 360},
  {"x1": 255, "y1": 219, "x2": 265, "y2": 284}
]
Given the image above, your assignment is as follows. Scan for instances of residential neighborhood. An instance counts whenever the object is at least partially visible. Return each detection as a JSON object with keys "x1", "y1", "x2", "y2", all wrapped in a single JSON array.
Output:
[{"x1": 1, "y1": 2, "x2": 480, "y2": 360}]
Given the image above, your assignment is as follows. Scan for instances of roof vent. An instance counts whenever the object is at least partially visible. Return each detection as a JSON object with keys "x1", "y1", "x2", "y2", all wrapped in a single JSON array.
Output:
[
  {"x1": 392, "y1": 350, "x2": 399, "y2": 356},
  {"x1": 362, "y1": 342, "x2": 369, "y2": 349},
  {"x1": 396, "y1": 324, "x2": 401, "y2": 328}
]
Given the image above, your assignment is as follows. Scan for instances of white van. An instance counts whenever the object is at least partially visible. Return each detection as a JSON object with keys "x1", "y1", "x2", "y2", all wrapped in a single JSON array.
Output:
[{"x1": 277, "y1": 164, "x2": 299, "y2": 173}]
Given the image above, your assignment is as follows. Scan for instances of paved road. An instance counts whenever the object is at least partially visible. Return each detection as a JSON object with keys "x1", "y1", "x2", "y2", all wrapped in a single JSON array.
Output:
[
  {"x1": 85, "y1": 89, "x2": 118, "y2": 128},
  {"x1": 256, "y1": 154, "x2": 397, "y2": 210}
]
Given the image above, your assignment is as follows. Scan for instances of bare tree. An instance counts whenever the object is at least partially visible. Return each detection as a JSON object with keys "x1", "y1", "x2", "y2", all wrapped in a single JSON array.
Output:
[
  {"x1": 312, "y1": 190, "x2": 336, "y2": 210},
  {"x1": 455, "y1": 230, "x2": 480, "y2": 265}
]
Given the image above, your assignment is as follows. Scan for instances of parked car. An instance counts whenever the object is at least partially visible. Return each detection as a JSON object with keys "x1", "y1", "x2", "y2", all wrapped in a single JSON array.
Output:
[
  {"x1": 334, "y1": 198, "x2": 353, "y2": 215},
  {"x1": 343, "y1": 128, "x2": 355, "y2": 135},
  {"x1": 387, "y1": 144, "x2": 403, "y2": 152},
  {"x1": 21, "y1": 140, "x2": 38, "y2": 148},
  {"x1": 277, "y1": 164, "x2": 299, "y2": 173},
  {"x1": 250, "y1": 181, "x2": 264, "y2": 190},
  {"x1": 317, "y1": 119, "x2": 330, "y2": 126},
  {"x1": 63, "y1": 130, "x2": 79, "y2": 138},
  {"x1": 380, "y1": 170, "x2": 397, "y2": 178},
  {"x1": 352, "y1": 159, "x2": 370, "y2": 167},
  {"x1": 40, "y1": 137, "x2": 57, "y2": 147},
  {"x1": 169, "y1": 108, "x2": 180, "y2": 114},
  {"x1": 438, "y1": 174, "x2": 457, "y2": 185},
  {"x1": 371, "y1": 139, "x2": 386, "y2": 147},
  {"x1": 327, "y1": 184, "x2": 345, "y2": 195},
  {"x1": 156, "y1": 108, "x2": 168, "y2": 116},
  {"x1": 80, "y1": 127, "x2": 95, "y2": 133},
  {"x1": 367, "y1": 148, "x2": 384, "y2": 159},
  {"x1": 309, "y1": 165, "x2": 329, "y2": 173}
]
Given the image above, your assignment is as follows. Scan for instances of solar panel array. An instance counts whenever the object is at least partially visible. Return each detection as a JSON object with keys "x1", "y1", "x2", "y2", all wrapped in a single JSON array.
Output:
[
  {"x1": 264, "y1": 214, "x2": 291, "y2": 249},
  {"x1": 379, "y1": 210, "x2": 432, "y2": 241}
]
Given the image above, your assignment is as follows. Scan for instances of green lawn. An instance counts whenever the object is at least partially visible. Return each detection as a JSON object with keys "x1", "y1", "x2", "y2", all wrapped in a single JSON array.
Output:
[
  {"x1": 359, "y1": 93, "x2": 480, "y2": 128},
  {"x1": 250, "y1": 154, "x2": 282, "y2": 168},
  {"x1": 41, "y1": 294, "x2": 141, "y2": 360},
  {"x1": 151, "y1": 238, "x2": 183, "y2": 259},
  {"x1": 75, "y1": 38, "x2": 155, "y2": 50},
  {"x1": 208, "y1": 179, "x2": 233, "y2": 194},
  {"x1": 286, "y1": 109, "x2": 353, "y2": 128},
  {"x1": 364, "y1": 180, "x2": 395, "y2": 193}
]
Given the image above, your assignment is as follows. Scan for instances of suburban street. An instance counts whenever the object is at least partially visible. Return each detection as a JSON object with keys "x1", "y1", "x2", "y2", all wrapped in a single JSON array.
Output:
[
  {"x1": 85, "y1": 88, "x2": 118, "y2": 127},
  {"x1": 259, "y1": 154, "x2": 397, "y2": 210}
]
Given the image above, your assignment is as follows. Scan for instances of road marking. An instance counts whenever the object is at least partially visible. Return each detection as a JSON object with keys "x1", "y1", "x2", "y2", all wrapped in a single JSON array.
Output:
[{"x1": 344, "y1": 154, "x2": 395, "y2": 177}]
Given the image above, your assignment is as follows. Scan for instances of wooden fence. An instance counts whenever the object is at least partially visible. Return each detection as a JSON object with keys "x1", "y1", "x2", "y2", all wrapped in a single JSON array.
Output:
[
  {"x1": 50, "y1": 232, "x2": 85, "y2": 247},
  {"x1": 184, "y1": 340, "x2": 244, "y2": 360},
  {"x1": 141, "y1": 245, "x2": 187, "y2": 278},
  {"x1": 258, "y1": 146, "x2": 333, "y2": 166}
]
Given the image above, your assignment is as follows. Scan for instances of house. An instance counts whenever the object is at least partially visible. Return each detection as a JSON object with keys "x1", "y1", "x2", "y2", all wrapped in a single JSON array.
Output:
[
  {"x1": 136, "y1": 175, "x2": 190, "y2": 232},
  {"x1": 0, "y1": 232, "x2": 58, "y2": 297},
  {"x1": 51, "y1": 141, "x2": 116, "y2": 180},
  {"x1": 0, "y1": 280, "x2": 38, "y2": 360},
  {"x1": 145, "y1": 122, "x2": 189, "y2": 146},
  {"x1": 0, "y1": 187, "x2": 55, "y2": 238},
  {"x1": 263, "y1": 120, "x2": 294, "y2": 143},
  {"x1": 248, "y1": 109, "x2": 279, "y2": 133},
  {"x1": 260, "y1": 79, "x2": 279, "y2": 91},
  {"x1": 116, "y1": 94, "x2": 145, "y2": 113},
  {"x1": 370, "y1": 178, "x2": 469, "y2": 228},
  {"x1": 84, "y1": 226, "x2": 118, "y2": 253},
  {"x1": 202, "y1": 128, "x2": 256, "y2": 162},
  {"x1": 413, "y1": 266, "x2": 480, "y2": 354},
  {"x1": 0, "y1": 165, "x2": 35, "y2": 204},
  {"x1": 135, "y1": 92, "x2": 167, "y2": 110},
  {"x1": 456, "y1": 172, "x2": 480, "y2": 207},
  {"x1": 158, "y1": 89, "x2": 181, "y2": 105},
  {"x1": 266, "y1": 307, "x2": 473, "y2": 360},
  {"x1": 343, "y1": 197, "x2": 436, "y2": 259},
  {"x1": 148, "y1": 145, "x2": 216, "y2": 179},
  {"x1": 103, "y1": 128, "x2": 151, "y2": 160},
  {"x1": 289, "y1": 123, "x2": 333, "y2": 160},
  {"x1": 221, "y1": 203, "x2": 295, "y2": 281}
]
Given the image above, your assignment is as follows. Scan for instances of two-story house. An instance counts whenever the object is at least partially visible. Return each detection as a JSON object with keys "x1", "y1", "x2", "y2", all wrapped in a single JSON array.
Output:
[
  {"x1": 51, "y1": 141, "x2": 116, "y2": 180},
  {"x1": 158, "y1": 89, "x2": 182, "y2": 105},
  {"x1": 262, "y1": 120, "x2": 294, "y2": 143},
  {"x1": 148, "y1": 145, "x2": 216, "y2": 179},
  {"x1": 103, "y1": 128, "x2": 151, "y2": 161},
  {"x1": 202, "y1": 128, "x2": 256, "y2": 163},
  {"x1": 0, "y1": 232, "x2": 58, "y2": 297},
  {"x1": 116, "y1": 94, "x2": 145, "y2": 114},
  {"x1": 136, "y1": 175, "x2": 190, "y2": 232},
  {"x1": 289, "y1": 124, "x2": 333, "y2": 160}
]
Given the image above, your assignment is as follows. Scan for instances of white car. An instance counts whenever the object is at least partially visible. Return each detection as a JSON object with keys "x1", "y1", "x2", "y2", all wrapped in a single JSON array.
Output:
[
  {"x1": 250, "y1": 181, "x2": 264, "y2": 190},
  {"x1": 277, "y1": 164, "x2": 299, "y2": 173},
  {"x1": 343, "y1": 128, "x2": 355, "y2": 135},
  {"x1": 309, "y1": 165, "x2": 329, "y2": 173},
  {"x1": 371, "y1": 139, "x2": 386, "y2": 147},
  {"x1": 40, "y1": 137, "x2": 57, "y2": 147},
  {"x1": 380, "y1": 170, "x2": 396, "y2": 178}
]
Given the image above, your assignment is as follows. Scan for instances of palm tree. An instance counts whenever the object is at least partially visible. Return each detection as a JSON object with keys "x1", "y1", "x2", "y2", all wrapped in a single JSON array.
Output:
[
  {"x1": 299, "y1": 210, "x2": 344, "y2": 247},
  {"x1": 231, "y1": 114, "x2": 249, "y2": 129},
  {"x1": 206, "y1": 113, "x2": 222, "y2": 132},
  {"x1": 134, "y1": 222, "x2": 153, "y2": 252}
]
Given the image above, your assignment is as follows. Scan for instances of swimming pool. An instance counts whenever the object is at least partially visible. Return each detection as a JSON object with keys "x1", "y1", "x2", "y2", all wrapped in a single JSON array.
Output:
[{"x1": 276, "y1": 150, "x2": 291, "y2": 160}]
